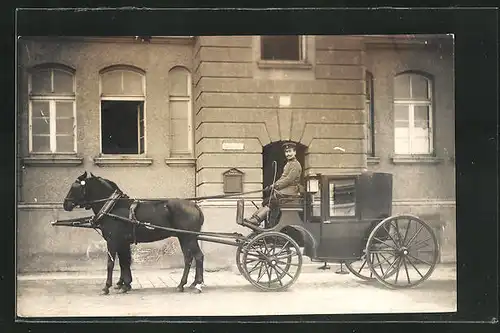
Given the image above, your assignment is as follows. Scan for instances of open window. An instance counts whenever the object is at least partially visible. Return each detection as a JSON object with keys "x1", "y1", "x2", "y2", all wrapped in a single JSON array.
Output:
[{"x1": 99, "y1": 66, "x2": 146, "y2": 155}]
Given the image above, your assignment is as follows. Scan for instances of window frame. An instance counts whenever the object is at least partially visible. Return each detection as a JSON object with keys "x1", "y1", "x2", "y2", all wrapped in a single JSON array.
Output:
[
  {"x1": 98, "y1": 66, "x2": 147, "y2": 156},
  {"x1": 393, "y1": 72, "x2": 434, "y2": 156},
  {"x1": 259, "y1": 35, "x2": 307, "y2": 63},
  {"x1": 327, "y1": 178, "x2": 358, "y2": 219},
  {"x1": 365, "y1": 71, "x2": 375, "y2": 157},
  {"x1": 168, "y1": 66, "x2": 193, "y2": 158},
  {"x1": 27, "y1": 66, "x2": 77, "y2": 155}
]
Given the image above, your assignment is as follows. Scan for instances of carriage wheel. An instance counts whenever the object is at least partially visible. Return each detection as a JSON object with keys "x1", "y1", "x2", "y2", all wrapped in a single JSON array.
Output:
[
  {"x1": 365, "y1": 215, "x2": 439, "y2": 289},
  {"x1": 241, "y1": 231, "x2": 302, "y2": 292},
  {"x1": 235, "y1": 232, "x2": 258, "y2": 278},
  {"x1": 344, "y1": 254, "x2": 375, "y2": 280}
]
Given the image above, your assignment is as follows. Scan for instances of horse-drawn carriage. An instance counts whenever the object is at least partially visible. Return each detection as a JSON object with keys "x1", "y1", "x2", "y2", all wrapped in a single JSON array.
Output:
[{"x1": 52, "y1": 170, "x2": 439, "y2": 294}]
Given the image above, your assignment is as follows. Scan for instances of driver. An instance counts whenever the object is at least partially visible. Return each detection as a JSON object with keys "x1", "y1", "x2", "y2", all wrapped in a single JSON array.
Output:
[{"x1": 244, "y1": 141, "x2": 303, "y2": 226}]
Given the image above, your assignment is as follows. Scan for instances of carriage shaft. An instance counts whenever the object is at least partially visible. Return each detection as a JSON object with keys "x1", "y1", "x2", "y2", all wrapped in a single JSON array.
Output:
[{"x1": 197, "y1": 236, "x2": 240, "y2": 247}]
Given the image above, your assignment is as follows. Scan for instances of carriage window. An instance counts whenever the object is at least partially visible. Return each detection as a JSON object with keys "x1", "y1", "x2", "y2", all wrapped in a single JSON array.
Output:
[
  {"x1": 311, "y1": 184, "x2": 321, "y2": 217},
  {"x1": 329, "y1": 179, "x2": 356, "y2": 217},
  {"x1": 28, "y1": 66, "x2": 77, "y2": 154},
  {"x1": 99, "y1": 66, "x2": 146, "y2": 155}
]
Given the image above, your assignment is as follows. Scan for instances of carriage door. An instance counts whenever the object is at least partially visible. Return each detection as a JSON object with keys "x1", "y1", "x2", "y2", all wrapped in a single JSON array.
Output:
[{"x1": 317, "y1": 178, "x2": 361, "y2": 260}]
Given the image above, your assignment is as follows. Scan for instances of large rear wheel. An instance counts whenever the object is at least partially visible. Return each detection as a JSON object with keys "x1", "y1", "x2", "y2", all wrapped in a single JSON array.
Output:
[{"x1": 365, "y1": 214, "x2": 439, "y2": 289}]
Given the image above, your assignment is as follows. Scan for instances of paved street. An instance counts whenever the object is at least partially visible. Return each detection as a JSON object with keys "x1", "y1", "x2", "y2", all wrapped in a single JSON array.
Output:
[{"x1": 16, "y1": 264, "x2": 456, "y2": 317}]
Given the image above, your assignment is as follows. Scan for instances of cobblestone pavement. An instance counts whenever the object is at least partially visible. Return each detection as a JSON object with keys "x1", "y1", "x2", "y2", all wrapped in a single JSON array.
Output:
[{"x1": 16, "y1": 264, "x2": 456, "y2": 317}]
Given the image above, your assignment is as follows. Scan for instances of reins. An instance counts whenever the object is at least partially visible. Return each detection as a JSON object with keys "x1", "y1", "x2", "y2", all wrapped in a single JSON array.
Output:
[{"x1": 76, "y1": 188, "x2": 267, "y2": 205}]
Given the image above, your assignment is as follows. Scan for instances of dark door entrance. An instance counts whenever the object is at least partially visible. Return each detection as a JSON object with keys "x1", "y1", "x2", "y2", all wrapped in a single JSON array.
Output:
[{"x1": 262, "y1": 141, "x2": 306, "y2": 200}]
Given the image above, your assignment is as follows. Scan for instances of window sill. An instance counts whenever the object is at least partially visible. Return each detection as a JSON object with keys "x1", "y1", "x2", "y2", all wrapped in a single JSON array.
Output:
[
  {"x1": 165, "y1": 157, "x2": 196, "y2": 167},
  {"x1": 22, "y1": 155, "x2": 83, "y2": 167},
  {"x1": 367, "y1": 156, "x2": 380, "y2": 165},
  {"x1": 257, "y1": 60, "x2": 313, "y2": 70},
  {"x1": 94, "y1": 156, "x2": 153, "y2": 167},
  {"x1": 390, "y1": 155, "x2": 443, "y2": 165}
]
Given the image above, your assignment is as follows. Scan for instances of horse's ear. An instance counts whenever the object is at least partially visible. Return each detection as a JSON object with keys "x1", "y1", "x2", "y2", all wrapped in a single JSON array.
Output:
[
  {"x1": 90, "y1": 172, "x2": 96, "y2": 178},
  {"x1": 82, "y1": 171, "x2": 87, "y2": 179}
]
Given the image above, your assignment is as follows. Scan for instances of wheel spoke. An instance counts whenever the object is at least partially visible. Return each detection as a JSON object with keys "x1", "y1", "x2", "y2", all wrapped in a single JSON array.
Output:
[
  {"x1": 393, "y1": 219, "x2": 403, "y2": 246},
  {"x1": 382, "y1": 223, "x2": 400, "y2": 247},
  {"x1": 248, "y1": 260, "x2": 264, "y2": 275},
  {"x1": 274, "y1": 241, "x2": 291, "y2": 257},
  {"x1": 274, "y1": 262, "x2": 294, "y2": 279},
  {"x1": 375, "y1": 253, "x2": 385, "y2": 276},
  {"x1": 406, "y1": 255, "x2": 425, "y2": 278},
  {"x1": 373, "y1": 237, "x2": 399, "y2": 251},
  {"x1": 402, "y1": 219, "x2": 411, "y2": 244},
  {"x1": 405, "y1": 224, "x2": 424, "y2": 248},
  {"x1": 406, "y1": 253, "x2": 433, "y2": 266},
  {"x1": 276, "y1": 260, "x2": 299, "y2": 267},
  {"x1": 408, "y1": 237, "x2": 432, "y2": 251},
  {"x1": 394, "y1": 257, "x2": 402, "y2": 284},
  {"x1": 403, "y1": 258, "x2": 411, "y2": 284},
  {"x1": 371, "y1": 252, "x2": 395, "y2": 269},
  {"x1": 382, "y1": 255, "x2": 400, "y2": 279},
  {"x1": 357, "y1": 258, "x2": 367, "y2": 273},
  {"x1": 256, "y1": 263, "x2": 265, "y2": 283}
]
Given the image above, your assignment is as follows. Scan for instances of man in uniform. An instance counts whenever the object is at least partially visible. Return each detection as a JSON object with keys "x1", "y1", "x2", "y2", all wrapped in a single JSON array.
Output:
[{"x1": 244, "y1": 141, "x2": 304, "y2": 226}]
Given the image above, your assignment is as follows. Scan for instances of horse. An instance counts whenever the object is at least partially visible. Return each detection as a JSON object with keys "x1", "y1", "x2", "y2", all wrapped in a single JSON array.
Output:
[{"x1": 62, "y1": 171, "x2": 205, "y2": 295}]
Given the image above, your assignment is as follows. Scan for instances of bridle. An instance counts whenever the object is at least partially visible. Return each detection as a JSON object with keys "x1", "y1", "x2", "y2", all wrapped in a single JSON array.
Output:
[{"x1": 68, "y1": 176, "x2": 127, "y2": 208}]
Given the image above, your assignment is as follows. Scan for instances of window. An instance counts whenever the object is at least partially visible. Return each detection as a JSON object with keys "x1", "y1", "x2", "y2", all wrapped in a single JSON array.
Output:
[
  {"x1": 168, "y1": 67, "x2": 193, "y2": 157},
  {"x1": 393, "y1": 72, "x2": 434, "y2": 155},
  {"x1": 329, "y1": 179, "x2": 356, "y2": 217},
  {"x1": 28, "y1": 65, "x2": 76, "y2": 154},
  {"x1": 99, "y1": 66, "x2": 145, "y2": 155},
  {"x1": 366, "y1": 71, "x2": 375, "y2": 156},
  {"x1": 261, "y1": 35, "x2": 305, "y2": 61}
]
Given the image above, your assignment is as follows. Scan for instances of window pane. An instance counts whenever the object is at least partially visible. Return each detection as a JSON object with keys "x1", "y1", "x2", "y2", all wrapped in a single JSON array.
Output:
[
  {"x1": 31, "y1": 101, "x2": 51, "y2": 135},
  {"x1": 394, "y1": 104, "x2": 409, "y2": 126},
  {"x1": 414, "y1": 105, "x2": 430, "y2": 129},
  {"x1": 394, "y1": 74, "x2": 410, "y2": 99},
  {"x1": 56, "y1": 118, "x2": 74, "y2": 135},
  {"x1": 169, "y1": 68, "x2": 189, "y2": 96},
  {"x1": 56, "y1": 135, "x2": 75, "y2": 152},
  {"x1": 171, "y1": 118, "x2": 188, "y2": 152},
  {"x1": 411, "y1": 75, "x2": 429, "y2": 99},
  {"x1": 32, "y1": 135, "x2": 51, "y2": 152},
  {"x1": 261, "y1": 36, "x2": 300, "y2": 61},
  {"x1": 53, "y1": 70, "x2": 74, "y2": 94},
  {"x1": 329, "y1": 179, "x2": 356, "y2": 217},
  {"x1": 170, "y1": 100, "x2": 188, "y2": 120},
  {"x1": 56, "y1": 101, "x2": 74, "y2": 118},
  {"x1": 122, "y1": 71, "x2": 144, "y2": 95},
  {"x1": 412, "y1": 137, "x2": 430, "y2": 154},
  {"x1": 394, "y1": 137, "x2": 409, "y2": 154},
  {"x1": 31, "y1": 69, "x2": 52, "y2": 94},
  {"x1": 101, "y1": 71, "x2": 122, "y2": 95},
  {"x1": 312, "y1": 191, "x2": 321, "y2": 216}
]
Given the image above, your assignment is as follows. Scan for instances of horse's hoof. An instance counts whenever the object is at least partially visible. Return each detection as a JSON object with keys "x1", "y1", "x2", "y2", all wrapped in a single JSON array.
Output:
[
  {"x1": 101, "y1": 288, "x2": 110, "y2": 295},
  {"x1": 193, "y1": 283, "x2": 203, "y2": 293},
  {"x1": 176, "y1": 286, "x2": 184, "y2": 292},
  {"x1": 119, "y1": 284, "x2": 132, "y2": 293}
]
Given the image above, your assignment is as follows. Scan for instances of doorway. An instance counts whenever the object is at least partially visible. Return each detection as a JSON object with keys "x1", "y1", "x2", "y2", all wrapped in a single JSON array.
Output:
[{"x1": 262, "y1": 141, "x2": 306, "y2": 199}]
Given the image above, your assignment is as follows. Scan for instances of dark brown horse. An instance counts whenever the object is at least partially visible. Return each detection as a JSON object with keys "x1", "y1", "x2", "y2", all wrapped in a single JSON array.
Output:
[{"x1": 62, "y1": 171, "x2": 205, "y2": 295}]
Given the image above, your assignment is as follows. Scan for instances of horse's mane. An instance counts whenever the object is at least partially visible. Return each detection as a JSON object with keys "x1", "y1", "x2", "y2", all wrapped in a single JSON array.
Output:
[{"x1": 96, "y1": 176, "x2": 130, "y2": 199}]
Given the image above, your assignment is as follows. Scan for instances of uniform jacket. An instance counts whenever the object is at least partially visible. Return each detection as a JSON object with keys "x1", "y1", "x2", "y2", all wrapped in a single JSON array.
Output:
[{"x1": 273, "y1": 158, "x2": 303, "y2": 196}]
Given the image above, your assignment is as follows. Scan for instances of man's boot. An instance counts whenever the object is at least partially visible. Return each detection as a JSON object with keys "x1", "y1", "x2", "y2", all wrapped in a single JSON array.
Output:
[{"x1": 244, "y1": 206, "x2": 270, "y2": 226}]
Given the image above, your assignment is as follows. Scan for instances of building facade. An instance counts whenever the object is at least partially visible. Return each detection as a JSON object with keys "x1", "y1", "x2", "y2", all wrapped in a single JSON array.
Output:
[{"x1": 16, "y1": 35, "x2": 455, "y2": 272}]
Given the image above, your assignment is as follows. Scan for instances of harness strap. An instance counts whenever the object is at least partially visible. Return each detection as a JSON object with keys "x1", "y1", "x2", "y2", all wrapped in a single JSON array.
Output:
[
  {"x1": 129, "y1": 200, "x2": 139, "y2": 245},
  {"x1": 90, "y1": 190, "x2": 123, "y2": 226}
]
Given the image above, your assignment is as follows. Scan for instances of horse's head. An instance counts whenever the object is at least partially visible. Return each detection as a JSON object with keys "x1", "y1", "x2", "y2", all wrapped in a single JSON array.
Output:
[{"x1": 63, "y1": 171, "x2": 119, "y2": 211}]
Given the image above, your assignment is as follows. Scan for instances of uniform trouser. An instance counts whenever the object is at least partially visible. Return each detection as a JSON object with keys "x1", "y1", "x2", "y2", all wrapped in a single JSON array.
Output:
[{"x1": 250, "y1": 193, "x2": 298, "y2": 224}]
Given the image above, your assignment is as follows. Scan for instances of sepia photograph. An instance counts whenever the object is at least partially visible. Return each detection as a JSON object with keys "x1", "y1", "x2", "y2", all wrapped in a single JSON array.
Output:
[{"x1": 15, "y1": 32, "x2": 457, "y2": 318}]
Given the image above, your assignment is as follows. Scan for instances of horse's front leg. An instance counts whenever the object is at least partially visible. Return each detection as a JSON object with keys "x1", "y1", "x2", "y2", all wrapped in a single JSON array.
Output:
[
  {"x1": 102, "y1": 242, "x2": 117, "y2": 295},
  {"x1": 189, "y1": 240, "x2": 205, "y2": 293}
]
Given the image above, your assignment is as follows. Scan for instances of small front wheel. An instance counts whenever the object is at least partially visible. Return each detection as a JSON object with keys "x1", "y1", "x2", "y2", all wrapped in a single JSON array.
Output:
[{"x1": 241, "y1": 231, "x2": 303, "y2": 292}]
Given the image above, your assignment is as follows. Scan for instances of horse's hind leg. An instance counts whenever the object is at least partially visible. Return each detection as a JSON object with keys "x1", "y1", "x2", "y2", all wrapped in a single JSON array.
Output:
[
  {"x1": 117, "y1": 244, "x2": 133, "y2": 293},
  {"x1": 189, "y1": 239, "x2": 205, "y2": 293},
  {"x1": 102, "y1": 242, "x2": 117, "y2": 295},
  {"x1": 176, "y1": 237, "x2": 194, "y2": 292}
]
